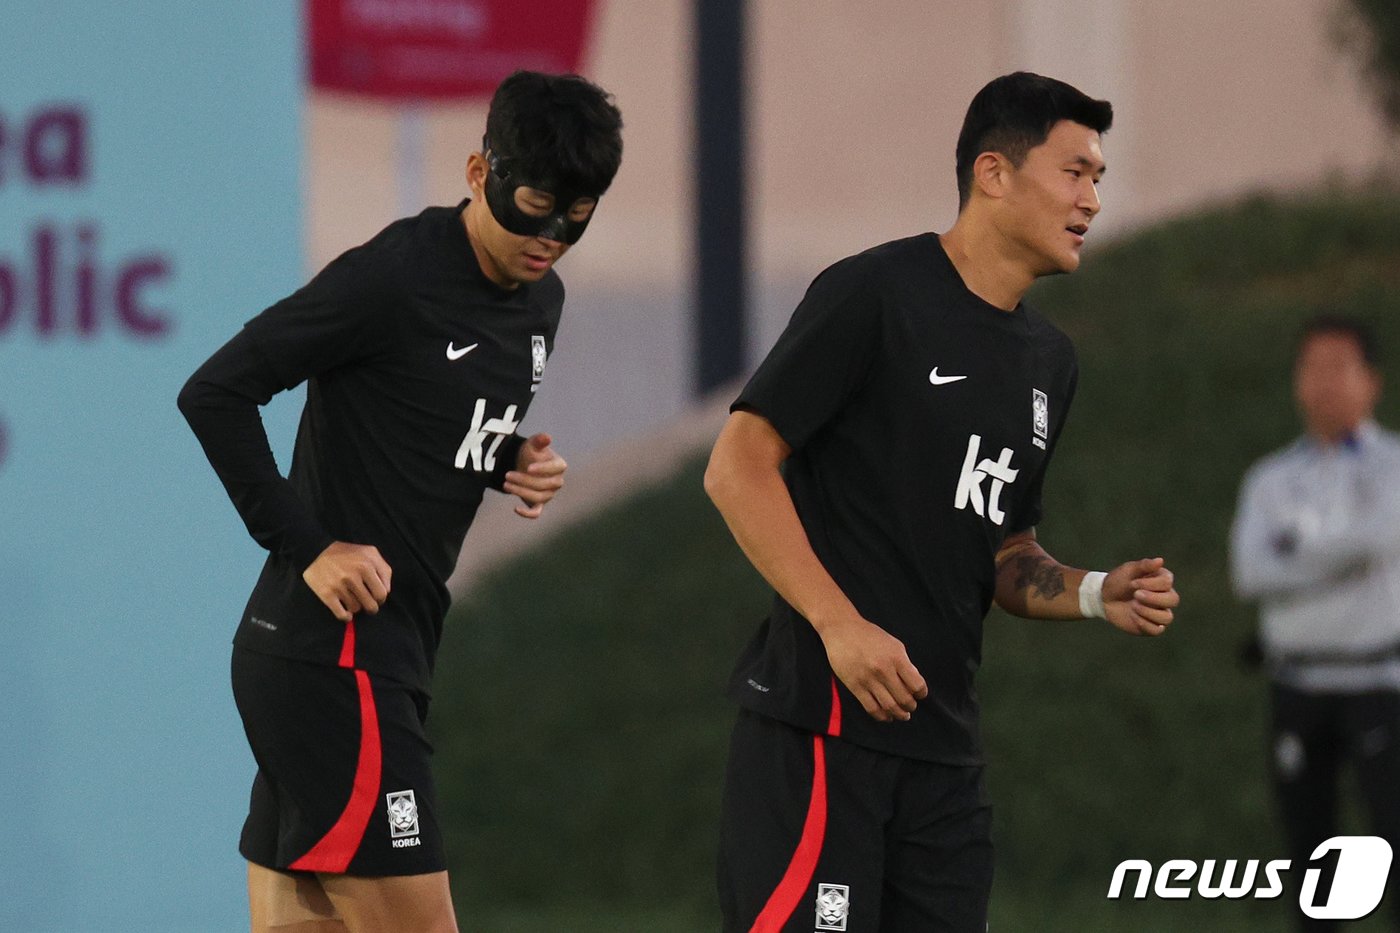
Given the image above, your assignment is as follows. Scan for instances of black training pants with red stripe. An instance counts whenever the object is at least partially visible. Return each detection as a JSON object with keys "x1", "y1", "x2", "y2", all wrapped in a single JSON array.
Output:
[
  {"x1": 718, "y1": 709, "x2": 992, "y2": 933},
  {"x1": 231, "y1": 621, "x2": 446, "y2": 877}
]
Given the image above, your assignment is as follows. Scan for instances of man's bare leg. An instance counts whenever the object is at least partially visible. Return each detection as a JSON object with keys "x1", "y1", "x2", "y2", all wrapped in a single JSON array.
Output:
[
  {"x1": 317, "y1": 871, "x2": 458, "y2": 933},
  {"x1": 248, "y1": 862, "x2": 346, "y2": 933}
]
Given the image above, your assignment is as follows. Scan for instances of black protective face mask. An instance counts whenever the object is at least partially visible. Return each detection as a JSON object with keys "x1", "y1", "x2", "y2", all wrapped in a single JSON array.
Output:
[{"x1": 482, "y1": 139, "x2": 600, "y2": 245}]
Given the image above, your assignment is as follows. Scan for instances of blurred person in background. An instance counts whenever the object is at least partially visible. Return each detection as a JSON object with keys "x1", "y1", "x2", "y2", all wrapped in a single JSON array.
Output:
[
  {"x1": 179, "y1": 71, "x2": 622, "y2": 933},
  {"x1": 1231, "y1": 315, "x2": 1400, "y2": 931},
  {"x1": 705, "y1": 71, "x2": 1179, "y2": 933}
]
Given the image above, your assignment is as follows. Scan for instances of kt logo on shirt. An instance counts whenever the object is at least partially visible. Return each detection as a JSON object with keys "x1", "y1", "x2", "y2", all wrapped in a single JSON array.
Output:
[{"x1": 953, "y1": 434, "x2": 1019, "y2": 526}]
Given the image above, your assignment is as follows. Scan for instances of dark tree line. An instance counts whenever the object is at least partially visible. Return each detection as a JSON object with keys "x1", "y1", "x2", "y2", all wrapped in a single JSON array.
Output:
[{"x1": 1338, "y1": 0, "x2": 1400, "y2": 129}]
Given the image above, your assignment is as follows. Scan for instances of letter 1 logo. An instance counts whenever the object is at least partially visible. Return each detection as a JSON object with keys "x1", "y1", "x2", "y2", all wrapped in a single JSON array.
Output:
[{"x1": 1299, "y1": 837, "x2": 1393, "y2": 921}]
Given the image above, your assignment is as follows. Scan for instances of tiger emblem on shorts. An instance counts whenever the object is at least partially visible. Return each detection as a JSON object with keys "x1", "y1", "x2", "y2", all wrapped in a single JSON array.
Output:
[
  {"x1": 386, "y1": 790, "x2": 419, "y2": 838},
  {"x1": 815, "y1": 882, "x2": 850, "y2": 930}
]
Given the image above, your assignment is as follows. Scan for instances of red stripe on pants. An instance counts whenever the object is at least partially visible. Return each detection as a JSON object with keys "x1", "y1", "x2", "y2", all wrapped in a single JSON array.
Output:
[
  {"x1": 290, "y1": 618, "x2": 382, "y2": 873},
  {"x1": 827, "y1": 676, "x2": 842, "y2": 737},
  {"x1": 337, "y1": 615, "x2": 356, "y2": 668},
  {"x1": 749, "y1": 735, "x2": 828, "y2": 933}
]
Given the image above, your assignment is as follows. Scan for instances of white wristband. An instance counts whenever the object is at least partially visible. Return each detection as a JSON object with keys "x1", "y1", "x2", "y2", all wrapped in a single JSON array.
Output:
[{"x1": 1079, "y1": 571, "x2": 1107, "y2": 619}]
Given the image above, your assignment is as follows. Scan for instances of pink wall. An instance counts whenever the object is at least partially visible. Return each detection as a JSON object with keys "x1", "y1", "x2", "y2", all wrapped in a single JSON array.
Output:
[{"x1": 303, "y1": 0, "x2": 1394, "y2": 457}]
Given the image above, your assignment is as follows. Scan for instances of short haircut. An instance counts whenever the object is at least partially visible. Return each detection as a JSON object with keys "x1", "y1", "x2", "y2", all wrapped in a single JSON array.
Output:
[
  {"x1": 1296, "y1": 314, "x2": 1381, "y2": 368},
  {"x1": 484, "y1": 70, "x2": 624, "y2": 196},
  {"x1": 955, "y1": 72, "x2": 1113, "y2": 207}
]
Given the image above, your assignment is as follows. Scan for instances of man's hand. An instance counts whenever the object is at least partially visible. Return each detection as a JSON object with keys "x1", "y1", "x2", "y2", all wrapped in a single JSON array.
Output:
[
  {"x1": 817, "y1": 616, "x2": 929, "y2": 722},
  {"x1": 1103, "y1": 557, "x2": 1178, "y2": 636},
  {"x1": 302, "y1": 541, "x2": 393, "y2": 622},
  {"x1": 503, "y1": 433, "x2": 567, "y2": 519}
]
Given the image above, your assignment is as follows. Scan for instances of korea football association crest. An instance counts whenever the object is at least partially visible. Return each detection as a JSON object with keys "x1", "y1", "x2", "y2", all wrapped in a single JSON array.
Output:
[
  {"x1": 387, "y1": 790, "x2": 422, "y2": 848},
  {"x1": 815, "y1": 883, "x2": 850, "y2": 931},
  {"x1": 530, "y1": 334, "x2": 547, "y2": 392},
  {"x1": 1031, "y1": 388, "x2": 1049, "y2": 450}
]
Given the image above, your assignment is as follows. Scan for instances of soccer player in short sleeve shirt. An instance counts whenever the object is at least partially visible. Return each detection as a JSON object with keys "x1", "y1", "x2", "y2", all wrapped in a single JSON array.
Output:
[{"x1": 706, "y1": 73, "x2": 1180, "y2": 932}]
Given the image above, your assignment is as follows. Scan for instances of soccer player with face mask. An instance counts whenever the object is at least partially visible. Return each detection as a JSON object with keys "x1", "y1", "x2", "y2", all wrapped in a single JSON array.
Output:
[
  {"x1": 706, "y1": 72, "x2": 1179, "y2": 931},
  {"x1": 179, "y1": 71, "x2": 622, "y2": 933}
]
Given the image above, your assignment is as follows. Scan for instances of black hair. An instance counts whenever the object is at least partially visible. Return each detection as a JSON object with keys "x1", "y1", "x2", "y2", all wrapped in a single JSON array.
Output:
[
  {"x1": 955, "y1": 71, "x2": 1113, "y2": 207},
  {"x1": 1296, "y1": 314, "x2": 1381, "y2": 368},
  {"x1": 483, "y1": 70, "x2": 624, "y2": 196}
]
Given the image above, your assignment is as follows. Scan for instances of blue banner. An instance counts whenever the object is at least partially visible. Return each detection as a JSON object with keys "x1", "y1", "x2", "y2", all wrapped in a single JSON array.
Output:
[{"x1": 0, "y1": 4, "x2": 302, "y2": 929}]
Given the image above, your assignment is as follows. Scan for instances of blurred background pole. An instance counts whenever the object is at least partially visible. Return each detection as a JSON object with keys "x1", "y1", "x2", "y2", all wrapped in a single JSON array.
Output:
[
  {"x1": 397, "y1": 105, "x2": 426, "y2": 217},
  {"x1": 694, "y1": 0, "x2": 748, "y2": 397}
]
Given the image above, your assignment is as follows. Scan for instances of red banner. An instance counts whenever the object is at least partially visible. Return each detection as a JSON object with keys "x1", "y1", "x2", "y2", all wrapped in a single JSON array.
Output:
[{"x1": 307, "y1": 0, "x2": 597, "y2": 101}]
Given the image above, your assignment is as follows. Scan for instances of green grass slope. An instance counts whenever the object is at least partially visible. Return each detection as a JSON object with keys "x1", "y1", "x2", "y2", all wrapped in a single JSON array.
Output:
[{"x1": 431, "y1": 189, "x2": 1400, "y2": 931}]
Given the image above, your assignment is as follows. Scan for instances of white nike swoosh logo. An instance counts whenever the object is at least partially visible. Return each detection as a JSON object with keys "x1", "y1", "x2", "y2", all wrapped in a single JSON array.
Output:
[
  {"x1": 446, "y1": 342, "x2": 478, "y2": 361},
  {"x1": 928, "y1": 367, "x2": 968, "y2": 385}
]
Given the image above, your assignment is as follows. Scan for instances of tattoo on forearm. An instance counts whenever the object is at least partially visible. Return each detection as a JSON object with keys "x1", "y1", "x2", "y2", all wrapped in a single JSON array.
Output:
[{"x1": 1011, "y1": 555, "x2": 1066, "y2": 601}]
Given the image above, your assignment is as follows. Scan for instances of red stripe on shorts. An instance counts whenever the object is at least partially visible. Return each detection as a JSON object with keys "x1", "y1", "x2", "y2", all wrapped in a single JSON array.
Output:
[
  {"x1": 290, "y1": 619, "x2": 383, "y2": 873},
  {"x1": 749, "y1": 735, "x2": 828, "y2": 933},
  {"x1": 337, "y1": 616, "x2": 357, "y2": 669},
  {"x1": 826, "y1": 675, "x2": 842, "y2": 737}
]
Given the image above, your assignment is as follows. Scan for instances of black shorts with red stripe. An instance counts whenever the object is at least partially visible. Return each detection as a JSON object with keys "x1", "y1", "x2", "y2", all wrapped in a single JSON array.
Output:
[
  {"x1": 718, "y1": 709, "x2": 993, "y2": 933},
  {"x1": 231, "y1": 624, "x2": 446, "y2": 877}
]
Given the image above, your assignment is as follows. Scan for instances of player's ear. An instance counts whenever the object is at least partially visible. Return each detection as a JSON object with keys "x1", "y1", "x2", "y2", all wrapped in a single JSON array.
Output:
[
  {"x1": 465, "y1": 152, "x2": 488, "y2": 198},
  {"x1": 972, "y1": 151, "x2": 1011, "y2": 201},
  {"x1": 1366, "y1": 368, "x2": 1383, "y2": 407}
]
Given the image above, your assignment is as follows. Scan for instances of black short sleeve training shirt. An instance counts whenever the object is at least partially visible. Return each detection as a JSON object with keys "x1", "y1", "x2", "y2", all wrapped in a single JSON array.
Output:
[{"x1": 729, "y1": 233, "x2": 1078, "y2": 763}]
